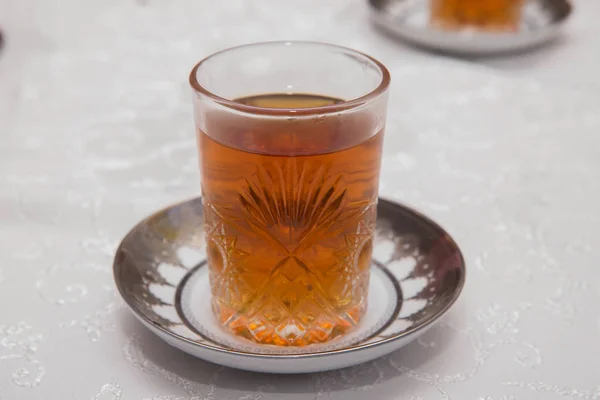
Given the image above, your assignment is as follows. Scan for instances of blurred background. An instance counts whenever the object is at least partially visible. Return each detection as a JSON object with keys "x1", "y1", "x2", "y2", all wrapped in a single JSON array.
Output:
[{"x1": 1, "y1": 0, "x2": 600, "y2": 399}]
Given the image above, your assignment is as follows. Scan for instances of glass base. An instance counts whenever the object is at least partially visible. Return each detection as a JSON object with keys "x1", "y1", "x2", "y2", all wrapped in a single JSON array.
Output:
[{"x1": 212, "y1": 299, "x2": 367, "y2": 346}]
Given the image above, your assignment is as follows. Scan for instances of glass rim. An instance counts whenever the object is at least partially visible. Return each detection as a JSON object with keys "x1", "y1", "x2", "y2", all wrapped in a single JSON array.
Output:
[{"x1": 189, "y1": 41, "x2": 391, "y2": 117}]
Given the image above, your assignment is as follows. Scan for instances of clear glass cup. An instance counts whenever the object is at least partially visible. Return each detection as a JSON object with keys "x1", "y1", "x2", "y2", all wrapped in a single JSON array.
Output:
[{"x1": 190, "y1": 41, "x2": 390, "y2": 346}]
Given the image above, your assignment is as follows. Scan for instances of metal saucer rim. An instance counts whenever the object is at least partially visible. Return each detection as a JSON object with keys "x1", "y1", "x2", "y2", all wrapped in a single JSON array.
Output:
[{"x1": 113, "y1": 196, "x2": 466, "y2": 364}]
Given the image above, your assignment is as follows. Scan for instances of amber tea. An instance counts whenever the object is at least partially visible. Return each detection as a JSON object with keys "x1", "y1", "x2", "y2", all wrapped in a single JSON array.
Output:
[
  {"x1": 199, "y1": 93, "x2": 383, "y2": 346},
  {"x1": 431, "y1": 0, "x2": 524, "y2": 31}
]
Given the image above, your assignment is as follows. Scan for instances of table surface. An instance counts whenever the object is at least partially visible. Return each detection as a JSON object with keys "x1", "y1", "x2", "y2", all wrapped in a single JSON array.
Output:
[{"x1": 1, "y1": 0, "x2": 600, "y2": 399}]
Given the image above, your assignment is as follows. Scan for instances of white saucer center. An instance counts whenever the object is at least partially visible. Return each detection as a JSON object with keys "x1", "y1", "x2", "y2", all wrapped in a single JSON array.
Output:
[{"x1": 179, "y1": 264, "x2": 399, "y2": 355}]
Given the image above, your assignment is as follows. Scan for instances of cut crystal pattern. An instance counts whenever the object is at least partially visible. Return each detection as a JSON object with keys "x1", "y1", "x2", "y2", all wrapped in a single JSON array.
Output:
[{"x1": 204, "y1": 158, "x2": 377, "y2": 345}]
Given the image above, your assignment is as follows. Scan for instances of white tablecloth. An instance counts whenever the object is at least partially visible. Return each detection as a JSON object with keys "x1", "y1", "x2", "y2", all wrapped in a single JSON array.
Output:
[{"x1": 1, "y1": 0, "x2": 599, "y2": 399}]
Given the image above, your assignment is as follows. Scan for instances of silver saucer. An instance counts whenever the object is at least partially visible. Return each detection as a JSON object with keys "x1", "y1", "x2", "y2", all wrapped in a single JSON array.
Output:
[
  {"x1": 113, "y1": 197, "x2": 465, "y2": 373},
  {"x1": 369, "y1": 0, "x2": 572, "y2": 55}
]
